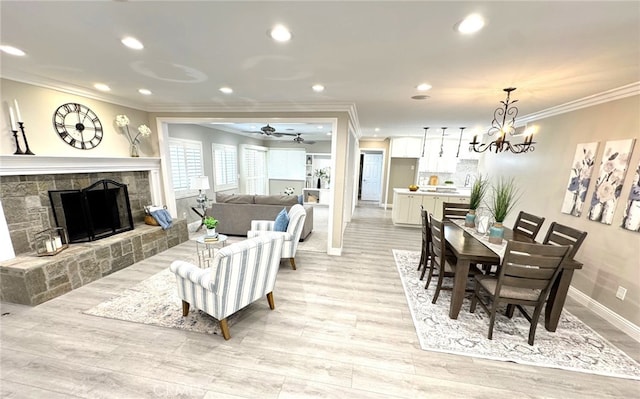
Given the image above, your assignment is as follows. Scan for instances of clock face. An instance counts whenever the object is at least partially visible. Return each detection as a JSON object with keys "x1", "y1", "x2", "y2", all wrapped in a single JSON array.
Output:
[{"x1": 53, "y1": 103, "x2": 103, "y2": 150}]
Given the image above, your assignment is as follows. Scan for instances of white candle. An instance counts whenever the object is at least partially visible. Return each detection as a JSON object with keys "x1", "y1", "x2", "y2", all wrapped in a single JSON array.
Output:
[
  {"x1": 8, "y1": 107, "x2": 17, "y2": 130},
  {"x1": 54, "y1": 236, "x2": 62, "y2": 249},
  {"x1": 45, "y1": 240, "x2": 54, "y2": 253},
  {"x1": 13, "y1": 99, "x2": 22, "y2": 122}
]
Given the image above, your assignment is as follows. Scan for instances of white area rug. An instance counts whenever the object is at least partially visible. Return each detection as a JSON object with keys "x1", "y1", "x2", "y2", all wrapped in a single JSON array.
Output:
[
  {"x1": 393, "y1": 249, "x2": 640, "y2": 380},
  {"x1": 84, "y1": 267, "x2": 238, "y2": 336}
]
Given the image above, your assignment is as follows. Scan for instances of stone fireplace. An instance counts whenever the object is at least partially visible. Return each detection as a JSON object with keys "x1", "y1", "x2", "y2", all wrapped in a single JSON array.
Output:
[{"x1": 0, "y1": 156, "x2": 189, "y2": 306}]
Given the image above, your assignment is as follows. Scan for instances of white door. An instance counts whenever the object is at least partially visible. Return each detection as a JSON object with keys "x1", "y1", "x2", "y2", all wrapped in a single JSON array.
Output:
[{"x1": 361, "y1": 153, "x2": 383, "y2": 201}]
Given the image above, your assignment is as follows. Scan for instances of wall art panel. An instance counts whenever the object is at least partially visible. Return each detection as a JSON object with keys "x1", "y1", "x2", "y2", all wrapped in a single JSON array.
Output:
[{"x1": 561, "y1": 142, "x2": 599, "y2": 217}]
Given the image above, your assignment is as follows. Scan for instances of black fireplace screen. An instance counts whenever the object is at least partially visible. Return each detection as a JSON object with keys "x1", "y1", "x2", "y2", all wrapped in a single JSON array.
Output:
[{"x1": 49, "y1": 179, "x2": 134, "y2": 243}]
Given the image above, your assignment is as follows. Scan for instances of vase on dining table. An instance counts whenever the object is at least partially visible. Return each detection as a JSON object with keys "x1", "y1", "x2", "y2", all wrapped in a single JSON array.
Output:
[
  {"x1": 465, "y1": 209, "x2": 476, "y2": 227},
  {"x1": 488, "y1": 222, "x2": 504, "y2": 244}
]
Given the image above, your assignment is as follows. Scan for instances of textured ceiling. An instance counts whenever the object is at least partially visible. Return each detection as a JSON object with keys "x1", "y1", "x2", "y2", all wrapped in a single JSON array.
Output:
[{"x1": 1, "y1": 1, "x2": 638, "y2": 141}]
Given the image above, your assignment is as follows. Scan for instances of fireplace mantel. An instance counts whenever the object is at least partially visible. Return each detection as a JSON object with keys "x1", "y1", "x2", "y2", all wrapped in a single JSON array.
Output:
[{"x1": 0, "y1": 155, "x2": 161, "y2": 176}]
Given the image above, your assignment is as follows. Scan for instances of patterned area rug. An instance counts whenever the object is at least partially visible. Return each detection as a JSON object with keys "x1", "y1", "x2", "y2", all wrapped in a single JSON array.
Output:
[
  {"x1": 84, "y1": 267, "x2": 237, "y2": 336},
  {"x1": 393, "y1": 249, "x2": 640, "y2": 380}
]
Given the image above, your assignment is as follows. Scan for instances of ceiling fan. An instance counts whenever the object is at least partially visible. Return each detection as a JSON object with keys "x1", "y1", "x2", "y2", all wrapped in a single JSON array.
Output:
[
  {"x1": 243, "y1": 124, "x2": 279, "y2": 136},
  {"x1": 288, "y1": 133, "x2": 315, "y2": 145}
]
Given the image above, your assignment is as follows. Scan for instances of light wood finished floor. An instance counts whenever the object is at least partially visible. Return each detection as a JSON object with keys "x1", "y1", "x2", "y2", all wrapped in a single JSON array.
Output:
[{"x1": 1, "y1": 203, "x2": 638, "y2": 398}]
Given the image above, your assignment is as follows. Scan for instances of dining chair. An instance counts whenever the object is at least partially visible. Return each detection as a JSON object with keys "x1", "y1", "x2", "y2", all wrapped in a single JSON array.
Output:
[
  {"x1": 429, "y1": 214, "x2": 480, "y2": 303},
  {"x1": 542, "y1": 222, "x2": 587, "y2": 259},
  {"x1": 442, "y1": 202, "x2": 470, "y2": 222},
  {"x1": 418, "y1": 206, "x2": 436, "y2": 287},
  {"x1": 469, "y1": 240, "x2": 572, "y2": 345},
  {"x1": 512, "y1": 211, "x2": 546, "y2": 240}
]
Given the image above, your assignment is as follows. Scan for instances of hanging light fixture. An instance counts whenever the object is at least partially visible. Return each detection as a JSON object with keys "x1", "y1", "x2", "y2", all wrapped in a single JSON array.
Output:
[
  {"x1": 439, "y1": 127, "x2": 447, "y2": 157},
  {"x1": 456, "y1": 127, "x2": 466, "y2": 158},
  {"x1": 421, "y1": 127, "x2": 429, "y2": 157},
  {"x1": 469, "y1": 87, "x2": 535, "y2": 154}
]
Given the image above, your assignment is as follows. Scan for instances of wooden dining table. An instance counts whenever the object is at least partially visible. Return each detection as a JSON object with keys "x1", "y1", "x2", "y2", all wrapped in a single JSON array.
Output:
[{"x1": 444, "y1": 222, "x2": 583, "y2": 332}]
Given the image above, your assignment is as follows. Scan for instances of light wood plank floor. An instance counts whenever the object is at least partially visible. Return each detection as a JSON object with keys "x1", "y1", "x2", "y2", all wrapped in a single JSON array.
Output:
[{"x1": 1, "y1": 203, "x2": 639, "y2": 398}]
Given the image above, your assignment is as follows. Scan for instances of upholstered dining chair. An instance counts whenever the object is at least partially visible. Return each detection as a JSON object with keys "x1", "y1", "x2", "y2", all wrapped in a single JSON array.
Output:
[
  {"x1": 418, "y1": 206, "x2": 436, "y2": 287},
  {"x1": 469, "y1": 240, "x2": 571, "y2": 346},
  {"x1": 512, "y1": 211, "x2": 546, "y2": 240},
  {"x1": 429, "y1": 214, "x2": 481, "y2": 303},
  {"x1": 442, "y1": 202, "x2": 470, "y2": 222},
  {"x1": 170, "y1": 233, "x2": 284, "y2": 340},
  {"x1": 542, "y1": 222, "x2": 587, "y2": 259},
  {"x1": 247, "y1": 204, "x2": 307, "y2": 270}
]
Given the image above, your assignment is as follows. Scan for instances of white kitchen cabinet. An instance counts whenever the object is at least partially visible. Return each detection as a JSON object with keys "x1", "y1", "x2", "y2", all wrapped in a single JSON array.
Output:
[
  {"x1": 392, "y1": 192, "x2": 423, "y2": 224},
  {"x1": 391, "y1": 137, "x2": 423, "y2": 158},
  {"x1": 392, "y1": 189, "x2": 470, "y2": 225}
]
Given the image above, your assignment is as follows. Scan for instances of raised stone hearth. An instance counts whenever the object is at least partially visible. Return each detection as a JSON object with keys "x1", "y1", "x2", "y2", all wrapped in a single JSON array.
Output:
[{"x1": 0, "y1": 220, "x2": 188, "y2": 306}]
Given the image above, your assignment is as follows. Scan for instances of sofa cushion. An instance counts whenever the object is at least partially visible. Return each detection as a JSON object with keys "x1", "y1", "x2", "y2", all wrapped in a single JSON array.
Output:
[
  {"x1": 216, "y1": 193, "x2": 255, "y2": 204},
  {"x1": 254, "y1": 195, "x2": 299, "y2": 206},
  {"x1": 274, "y1": 208, "x2": 289, "y2": 232}
]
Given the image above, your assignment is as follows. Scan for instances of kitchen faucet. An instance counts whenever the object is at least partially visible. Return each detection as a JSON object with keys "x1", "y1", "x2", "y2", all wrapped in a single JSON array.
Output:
[{"x1": 464, "y1": 174, "x2": 471, "y2": 187}]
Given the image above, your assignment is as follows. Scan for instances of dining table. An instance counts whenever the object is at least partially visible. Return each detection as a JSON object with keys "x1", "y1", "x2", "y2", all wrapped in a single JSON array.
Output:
[{"x1": 444, "y1": 221, "x2": 583, "y2": 332}]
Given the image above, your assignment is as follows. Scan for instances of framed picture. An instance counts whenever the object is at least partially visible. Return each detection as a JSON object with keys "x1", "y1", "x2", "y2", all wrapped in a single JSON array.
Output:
[
  {"x1": 588, "y1": 139, "x2": 636, "y2": 225},
  {"x1": 561, "y1": 142, "x2": 599, "y2": 217},
  {"x1": 621, "y1": 160, "x2": 640, "y2": 232}
]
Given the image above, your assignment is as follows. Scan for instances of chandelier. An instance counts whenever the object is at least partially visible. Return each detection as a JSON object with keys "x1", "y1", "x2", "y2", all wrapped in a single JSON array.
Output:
[{"x1": 469, "y1": 87, "x2": 535, "y2": 154}]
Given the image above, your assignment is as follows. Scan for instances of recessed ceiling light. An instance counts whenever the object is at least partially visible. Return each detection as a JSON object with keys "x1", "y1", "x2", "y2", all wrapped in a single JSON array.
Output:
[
  {"x1": 94, "y1": 83, "x2": 111, "y2": 92},
  {"x1": 0, "y1": 45, "x2": 26, "y2": 56},
  {"x1": 138, "y1": 88, "x2": 152, "y2": 95},
  {"x1": 317, "y1": 125, "x2": 323, "y2": 129},
  {"x1": 326, "y1": 132, "x2": 332, "y2": 136},
  {"x1": 270, "y1": 24, "x2": 292, "y2": 42},
  {"x1": 121, "y1": 37, "x2": 144, "y2": 50},
  {"x1": 312, "y1": 84, "x2": 325, "y2": 92},
  {"x1": 416, "y1": 83, "x2": 432, "y2": 91},
  {"x1": 375, "y1": 128, "x2": 380, "y2": 132},
  {"x1": 219, "y1": 87, "x2": 233, "y2": 94},
  {"x1": 456, "y1": 14, "x2": 485, "y2": 34},
  {"x1": 411, "y1": 95, "x2": 430, "y2": 100}
]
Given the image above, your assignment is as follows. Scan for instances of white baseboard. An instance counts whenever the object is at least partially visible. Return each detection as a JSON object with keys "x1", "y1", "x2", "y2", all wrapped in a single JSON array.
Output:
[
  {"x1": 568, "y1": 287, "x2": 640, "y2": 343},
  {"x1": 327, "y1": 246, "x2": 342, "y2": 256}
]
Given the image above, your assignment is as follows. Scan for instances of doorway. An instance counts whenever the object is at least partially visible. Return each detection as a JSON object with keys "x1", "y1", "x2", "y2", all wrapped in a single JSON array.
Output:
[{"x1": 359, "y1": 152, "x2": 383, "y2": 201}]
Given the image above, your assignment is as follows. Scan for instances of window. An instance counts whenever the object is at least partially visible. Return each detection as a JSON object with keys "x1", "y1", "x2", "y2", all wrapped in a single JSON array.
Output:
[
  {"x1": 212, "y1": 144, "x2": 238, "y2": 191},
  {"x1": 241, "y1": 145, "x2": 268, "y2": 194},
  {"x1": 168, "y1": 138, "x2": 204, "y2": 197}
]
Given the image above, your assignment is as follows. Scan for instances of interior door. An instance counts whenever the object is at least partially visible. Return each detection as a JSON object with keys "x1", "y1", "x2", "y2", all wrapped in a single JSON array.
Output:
[{"x1": 361, "y1": 152, "x2": 383, "y2": 201}]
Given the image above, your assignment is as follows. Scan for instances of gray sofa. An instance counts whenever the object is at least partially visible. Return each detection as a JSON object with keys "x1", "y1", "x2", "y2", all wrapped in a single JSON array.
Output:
[{"x1": 206, "y1": 193, "x2": 314, "y2": 240}]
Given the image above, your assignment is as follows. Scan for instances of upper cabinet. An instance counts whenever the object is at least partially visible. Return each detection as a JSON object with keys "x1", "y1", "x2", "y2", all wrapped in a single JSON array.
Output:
[{"x1": 390, "y1": 137, "x2": 423, "y2": 158}]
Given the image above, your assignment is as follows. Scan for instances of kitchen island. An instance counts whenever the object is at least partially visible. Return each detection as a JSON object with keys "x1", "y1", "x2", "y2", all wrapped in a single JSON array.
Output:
[{"x1": 392, "y1": 187, "x2": 470, "y2": 225}]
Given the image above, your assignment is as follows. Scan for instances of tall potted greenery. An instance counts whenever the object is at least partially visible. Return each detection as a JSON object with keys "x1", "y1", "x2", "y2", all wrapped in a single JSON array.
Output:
[
  {"x1": 487, "y1": 177, "x2": 521, "y2": 243},
  {"x1": 465, "y1": 175, "x2": 489, "y2": 227}
]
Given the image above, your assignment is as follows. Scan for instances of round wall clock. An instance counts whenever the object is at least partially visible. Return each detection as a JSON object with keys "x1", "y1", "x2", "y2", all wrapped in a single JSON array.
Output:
[{"x1": 53, "y1": 103, "x2": 103, "y2": 150}]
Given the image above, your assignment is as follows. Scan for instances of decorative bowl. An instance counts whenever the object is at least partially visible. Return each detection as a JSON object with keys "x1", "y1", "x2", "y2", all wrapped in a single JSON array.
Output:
[{"x1": 408, "y1": 185, "x2": 419, "y2": 191}]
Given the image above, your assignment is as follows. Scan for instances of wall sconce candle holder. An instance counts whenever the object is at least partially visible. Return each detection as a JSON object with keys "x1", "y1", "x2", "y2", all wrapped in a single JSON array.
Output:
[{"x1": 35, "y1": 227, "x2": 69, "y2": 256}]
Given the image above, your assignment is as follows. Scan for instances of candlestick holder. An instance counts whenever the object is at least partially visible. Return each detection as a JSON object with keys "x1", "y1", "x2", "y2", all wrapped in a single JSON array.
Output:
[
  {"x1": 18, "y1": 122, "x2": 35, "y2": 155},
  {"x1": 11, "y1": 130, "x2": 24, "y2": 155}
]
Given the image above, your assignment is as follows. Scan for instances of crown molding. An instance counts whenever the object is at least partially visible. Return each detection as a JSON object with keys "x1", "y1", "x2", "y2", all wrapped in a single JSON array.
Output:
[{"x1": 518, "y1": 81, "x2": 640, "y2": 124}]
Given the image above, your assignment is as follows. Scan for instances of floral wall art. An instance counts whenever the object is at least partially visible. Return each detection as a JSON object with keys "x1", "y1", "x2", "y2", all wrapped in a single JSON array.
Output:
[
  {"x1": 621, "y1": 161, "x2": 640, "y2": 232},
  {"x1": 588, "y1": 138, "x2": 636, "y2": 225},
  {"x1": 561, "y1": 142, "x2": 599, "y2": 217}
]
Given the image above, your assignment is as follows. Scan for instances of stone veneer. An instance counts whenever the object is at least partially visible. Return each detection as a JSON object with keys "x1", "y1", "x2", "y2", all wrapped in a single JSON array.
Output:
[
  {"x1": 0, "y1": 171, "x2": 152, "y2": 255},
  {"x1": 0, "y1": 219, "x2": 188, "y2": 306}
]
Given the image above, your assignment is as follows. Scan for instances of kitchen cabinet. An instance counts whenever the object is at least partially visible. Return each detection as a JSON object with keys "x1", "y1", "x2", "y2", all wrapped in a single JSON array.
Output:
[
  {"x1": 392, "y1": 189, "x2": 470, "y2": 225},
  {"x1": 391, "y1": 137, "x2": 423, "y2": 158}
]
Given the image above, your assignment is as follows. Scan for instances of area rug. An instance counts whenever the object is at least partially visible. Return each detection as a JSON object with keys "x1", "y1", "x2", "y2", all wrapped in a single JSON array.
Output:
[
  {"x1": 84, "y1": 267, "x2": 237, "y2": 336},
  {"x1": 392, "y1": 249, "x2": 640, "y2": 380}
]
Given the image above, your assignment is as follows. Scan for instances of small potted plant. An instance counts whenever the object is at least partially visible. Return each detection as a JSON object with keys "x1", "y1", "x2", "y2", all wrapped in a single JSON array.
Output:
[
  {"x1": 465, "y1": 175, "x2": 489, "y2": 227},
  {"x1": 203, "y1": 216, "x2": 218, "y2": 237},
  {"x1": 487, "y1": 177, "x2": 520, "y2": 244}
]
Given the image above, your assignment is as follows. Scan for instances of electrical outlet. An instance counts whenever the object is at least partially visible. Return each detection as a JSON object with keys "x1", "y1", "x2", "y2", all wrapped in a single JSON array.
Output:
[
  {"x1": 616, "y1": 286, "x2": 627, "y2": 301},
  {"x1": 182, "y1": 212, "x2": 187, "y2": 219}
]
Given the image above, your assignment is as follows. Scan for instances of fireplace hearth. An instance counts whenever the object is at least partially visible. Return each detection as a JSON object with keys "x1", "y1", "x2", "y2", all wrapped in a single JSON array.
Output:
[{"x1": 49, "y1": 179, "x2": 134, "y2": 243}]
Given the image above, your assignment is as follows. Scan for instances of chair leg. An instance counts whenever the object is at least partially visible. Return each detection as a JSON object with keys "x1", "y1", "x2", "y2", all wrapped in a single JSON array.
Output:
[
  {"x1": 424, "y1": 263, "x2": 435, "y2": 289},
  {"x1": 181, "y1": 300, "x2": 190, "y2": 317},
  {"x1": 431, "y1": 272, "x2": 445, "y2": 304},
  {"x1": 219, "y1": 318, "x2": 231, "y2": 340},
  {"x1": 289, "y1": 257, "x2": 297, "y2": 270},
  {"x1": 418, "y1": 249, "x2": 425, "y2": 271},
  {"x1": 488, "y1": 299, "x2": 500, "y2": 340},
  {"x1": 505, "y1": 304, "x2": 515, "y2": 318},
  {"x1": 266, "y1": 292, "x2": 275, "y2": 310},
  {"x1": 469, "y1": 285, "x2": 479, "y2": 313},
  {"x1": 528, "y1": 305, "x2": 544, "y2": 346}
]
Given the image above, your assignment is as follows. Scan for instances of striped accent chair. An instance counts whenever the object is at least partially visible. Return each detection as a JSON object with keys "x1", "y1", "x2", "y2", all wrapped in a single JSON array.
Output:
[
  {"x1": 246, "y1": 204, "x2": 307, "y2": 270},
  {"x1": 169, "y1": 233, "x2": 284, "y2": 340}
]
